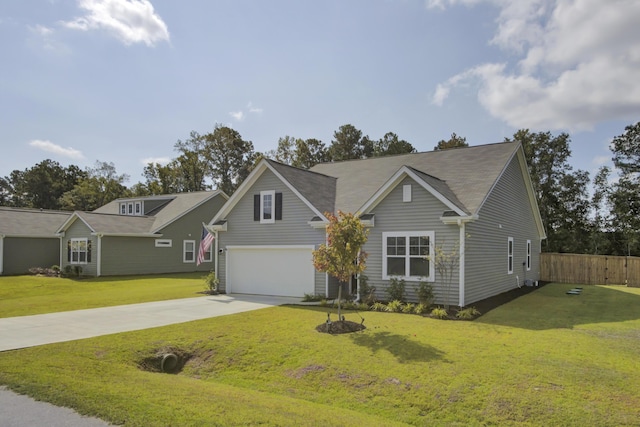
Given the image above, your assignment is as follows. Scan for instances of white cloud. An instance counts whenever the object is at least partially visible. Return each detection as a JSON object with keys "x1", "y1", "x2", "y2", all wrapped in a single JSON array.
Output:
[
  {"x1": 432, "y1": 0, "x2": 640, "y2": 131},
  {"x1": 29, "y1": 140, "x2": 85, "y2": 160},
  {"x1": 61, "y1": 0, "x2": 170, "y2": 47},
  {"x1": 247, "y1": 101, "x2": 263, "y2": 114},
  {"x1": 229, "y1": 111, "x2": 245, "y2": 121},
  {"x1": 141, "y1": 156, "x2": 170, "y2": 165}
]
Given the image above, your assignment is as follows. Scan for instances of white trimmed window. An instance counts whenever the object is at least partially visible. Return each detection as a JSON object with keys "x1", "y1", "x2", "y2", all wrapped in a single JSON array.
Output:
[
  {"x1": 508, "y1": 237, "x2": 514, "y2": 274},
  {"x1": 526, "y1": 240, "x2": 532, "y2": 271},
  {"x1": 120, "y1": 203, "x2": 126, "y2": 215},
  {"x1": 70, "y1": 238, "x2": 88, "y2": 264},
  {"x1": 383, "y1": 231, "x2": 434, "y2": 281},
  {"x1": 183, "y1": 240, "x2": 196, "y2": 263},
  {"x1": 260, "y1": 190, "x2": 275, "y2": 224},
  {"x1": 155, "y1": 239, "x2": 172, "y2": 248},
  {"x1": 135, "y1": 202, "x2": 142, "y2": 215},
  {"x1": 202, "y1": 245, "x2": 213, "y2": 263}
]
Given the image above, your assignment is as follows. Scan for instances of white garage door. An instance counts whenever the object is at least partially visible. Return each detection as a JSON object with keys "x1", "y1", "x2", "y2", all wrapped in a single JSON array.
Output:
[{"x1": 226, "y1": 246, "x2": 316, "y2": 297}]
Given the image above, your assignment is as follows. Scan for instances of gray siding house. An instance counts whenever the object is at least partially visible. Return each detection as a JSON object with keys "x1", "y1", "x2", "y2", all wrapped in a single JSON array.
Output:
[
  {"x1": 56, "y1": 191, "x2": 227, "y2": 276},
  {"x1": 209, "y1": 142, "x2": 545, "y2": 306},
  {"x1": 0, "y1": 207, "x2": 70, "y2": 275}
]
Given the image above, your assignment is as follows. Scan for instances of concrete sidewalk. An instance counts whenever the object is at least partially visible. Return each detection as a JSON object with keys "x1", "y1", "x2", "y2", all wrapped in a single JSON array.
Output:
[{"x1": 0, "y1": 294, "x2": 299, "y2": 352}]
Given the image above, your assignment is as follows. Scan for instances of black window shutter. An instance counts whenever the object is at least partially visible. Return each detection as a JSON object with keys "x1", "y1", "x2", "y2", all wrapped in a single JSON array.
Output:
[
  {"x1": 254, "y1": 195, "x2": 260, "y2": 221},
  {"x1": 87, "y1": 241, "x2": 92, "y2": 263},
  {"x1": 67, "y1": 240, "x2": 71, "y2": 262},
  {"x1": 275, "y1": 192, "x2": 283, "y2": 220}
]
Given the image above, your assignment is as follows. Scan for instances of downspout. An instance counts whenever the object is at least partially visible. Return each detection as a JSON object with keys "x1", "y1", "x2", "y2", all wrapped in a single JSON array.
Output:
[
  {"x1": 458, "y1": 220, "x2": 466, "y2": 308},
  {"x1": 96, "y1": 234, "x2": 103, "y2": 277},
  {"x1": 0, "y1": 234, "x2": 4, "y2": 275}
]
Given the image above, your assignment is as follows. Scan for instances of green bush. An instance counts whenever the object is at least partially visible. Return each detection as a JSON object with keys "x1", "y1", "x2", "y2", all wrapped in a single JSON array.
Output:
[
  {"x1": 73, "y1": 266, "x2": 83, "y2": 277},
  {"x1": 319, "y1": 299, "x2": 329, "y2": 307},
  {"x1": 414, "y1": 303, "x2": 429, "y2": 315},
  {"x1": 402, "y1": 303, "x2": 415, "y2": 314},
  {"x1": 342, "y1": 301, "x2": 357, "y2": 310},
  {"x1": 356, "y1": 302, "x2": 370, "y2": 311},
  {"x1": 203, "y1": 271, "x2": 219, "y2": 293},
  {"x1": 430, "y1": 307, "x2": 449, "y2": 319},
  {"x1": 386, "y1": 277, "x2": 406, "y2": 302},
  {"x1": 371, "y1": 302, "x2": 386, "y2": 312},
  {"x1": 386, "y1": 300, "x2": 404, "y2": 313},
  {"x1": 415, "y1": 281, "x2": 434, "y2": 305},
  {"x1": 456, "y1": 307, "x2": 481, "y2": 320},
  {"x1": 358, "y1": 275, "x2": 377, "y2": 305},
  {"x1": 302, "y1": 293, "x2": 326, "y2": 302}
]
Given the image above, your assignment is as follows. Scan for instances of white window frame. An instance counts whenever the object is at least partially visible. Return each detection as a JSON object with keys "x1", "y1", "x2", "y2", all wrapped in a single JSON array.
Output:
[
  {"x1": 508, "y1": 237, "x2": 514, "y2": 274},
  {"x1": 70, "y1": 238, "x2": 89, "y2": 264},
  {"x1": 201, "y1": 244, "x2": 213, "y2": 263},
  {"x1": 260, "y1": 190, "x2": 276, "y2": 224},
  {"x1": 155, "y1": 239, "x2": 172, "y2": 248},
  {"x1": 183, "y1": 240, "x2": 196, "y2": 263},
  {"x1": 382, "y1": 231, "x2": 435, "y2": 282},
  {"x1": 120, "y1": 203, "x2": 126, "y2": 215},
  {"x1": 135, "y1": 201, "x2": 142, "y2": 215},
  {"x1": 128, "y1": 202, "x2": 134, "y2": 215},
  {"x1": 403, "y1": 184, "x2": 412, "y2": 202},
  {"x1": 526, "y1": 240, "x2": 532, "y2": 271}
]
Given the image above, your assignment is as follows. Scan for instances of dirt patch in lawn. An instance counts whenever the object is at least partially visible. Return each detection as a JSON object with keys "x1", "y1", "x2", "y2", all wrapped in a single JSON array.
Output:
[{"x1": 316, "y1": 320, "x2": 366, "y2": 334}]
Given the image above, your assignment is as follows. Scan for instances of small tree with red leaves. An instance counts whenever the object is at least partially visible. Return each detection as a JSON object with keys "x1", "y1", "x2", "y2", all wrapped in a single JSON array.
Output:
[{"x1": 312, "y1": 211, "x2": 369, "y2": 320}]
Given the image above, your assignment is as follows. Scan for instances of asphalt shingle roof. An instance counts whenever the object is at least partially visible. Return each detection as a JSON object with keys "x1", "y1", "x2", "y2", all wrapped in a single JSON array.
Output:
[
  {"x1": 0, "y1": 207, "x2": 70, "y2": 237},
  {"x1": 309, "y1": 142, "x2": 519, "y2": 214},
  {"x1": 267, "y1": 160, "x2": 336, "y2": 215}
]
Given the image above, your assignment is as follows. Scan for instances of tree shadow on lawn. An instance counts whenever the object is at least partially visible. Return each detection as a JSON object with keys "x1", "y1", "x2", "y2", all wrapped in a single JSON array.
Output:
[
  {"x1": 475, "y1": 283, "x2": 640, "y2": 330},
  {"x1": 349, "y1": 331, "x2": 447, "y2": 363}
]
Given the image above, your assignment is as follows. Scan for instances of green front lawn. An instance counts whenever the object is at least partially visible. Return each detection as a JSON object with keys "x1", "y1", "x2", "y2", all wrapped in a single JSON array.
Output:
[
  {"x1": 0, "y1": 283, "x2": 639, "y2": 426},
  {"x1": 0, "y1": 273, "x2": 205, "y2": 318}
]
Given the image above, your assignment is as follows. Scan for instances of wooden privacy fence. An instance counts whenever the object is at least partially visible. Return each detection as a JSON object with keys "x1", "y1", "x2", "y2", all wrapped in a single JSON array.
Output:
[{"x1": 540, "y1": 253, "x2": 640, "y2": 286}]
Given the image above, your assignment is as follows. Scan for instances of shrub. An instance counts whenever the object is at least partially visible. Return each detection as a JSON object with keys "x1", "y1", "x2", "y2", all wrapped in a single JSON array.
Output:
[
  {"x1": 73, "y1": 266, "x2": 83, "y2": 277},
  {"x1": 203, "y1": 271, "x2": 219, "y2": 293},
  {"x1": 356, "y1": 302, "x2": 370, "y2": 311},
  {"x1": 402, "y1": 303, "x2": 415, "y2": 314},
  {"x1": 342, "y1": 301, "x2": 357, "y2": 310},
  {"x1": 430, "y1": 307, "x2": 449, "y2": 319},
  {"x1": 456, "y1": 307, "x2": 481, "y2": 320},
  {"x1": 386, "y1": 300, "x2": 404, "y2": 313},
  {"x1": 302, "y1": 293, "x2": 326, "y2": 302},
  {"x1": 414, "y1": 303, "x2": 429, "y2": 315},
  {"x1": 319, "y1": 299, "x2": 329, "y2": 307},
  {"x1": 386, "y1": 277, "x2": 406, "y2": 302},
  {"x1": 358, "y1": 275, "x2": 377, "y2": 305},
  {"x1": 415, "y1": 281, "x2": 434, "y2": 306},
  {"x1": 371, "y1": 302, "x2": 386, "y2": 312}
]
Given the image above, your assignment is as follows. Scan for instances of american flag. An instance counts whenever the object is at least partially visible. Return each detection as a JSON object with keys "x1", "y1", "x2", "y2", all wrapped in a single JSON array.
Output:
[{"x1": 197, "y1": 225, "x2": 215, "y2": 266}]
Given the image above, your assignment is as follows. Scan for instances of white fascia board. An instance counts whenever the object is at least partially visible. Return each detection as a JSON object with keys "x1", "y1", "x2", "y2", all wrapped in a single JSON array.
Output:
[
  {"x1": 475, "y1": 145, "x2": 546, "y2": 240},
  {"x1": 56, "y1": 212, "x2": 95, "y2": 234},
  {"x1": 209, "y1": 160, "x2": 270, "y2": 225},
  {"x1": 90, "y1": 233, "x2": 162, "y2": 238},
  {"x1": 210, "y1": 159, "x2": 328, "y2": 226},
  {"x1": 440, "y1": 215, "x2": 478, "y2": 225},
  {"x1": 357, "y1": 166, "x2": 467, "y2": 216}
]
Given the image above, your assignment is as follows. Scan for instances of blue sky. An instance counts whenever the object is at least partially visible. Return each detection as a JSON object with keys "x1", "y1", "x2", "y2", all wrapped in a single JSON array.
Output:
[{"x1": 1, "y1": 0, "x2": 639, "y2": 187}]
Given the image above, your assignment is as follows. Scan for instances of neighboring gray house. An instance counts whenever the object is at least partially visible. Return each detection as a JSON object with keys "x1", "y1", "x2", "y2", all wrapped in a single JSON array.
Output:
[
  {"x1": 208, "y1": 142, "x2": 546, "y2": 307},
  {"x1": 0, "y1": 207, "x2": 70, "y2": 275},
  {"x1": 55, "y1": 191, "x2": 227, "y2": 276}
]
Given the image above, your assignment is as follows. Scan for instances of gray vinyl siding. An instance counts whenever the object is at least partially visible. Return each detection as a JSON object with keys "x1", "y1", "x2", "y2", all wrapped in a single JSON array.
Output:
[
  {"x1": 61, "y1": 220, "x2": 98, "y2": 276},
  {"x1": 2, "y1": 237, "x2": 61, "y2": 275},
  {"x1": 99, "y1": 195, "x2": 226, "y2": 276},
  {"x1": 217, "y1": 169, "x2": 326, "y2": 295},
  {"x1": 464, "y1": 154, "x2": 541, "y2": 305},
  {"x1": 364, "y1": 177, "x2": 461, "y2": 305}
]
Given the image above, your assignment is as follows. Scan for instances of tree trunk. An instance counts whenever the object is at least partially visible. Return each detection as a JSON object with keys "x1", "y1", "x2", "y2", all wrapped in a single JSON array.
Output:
[{"x1": 337, "y1": 283, "x2": 343, "y2": 321}]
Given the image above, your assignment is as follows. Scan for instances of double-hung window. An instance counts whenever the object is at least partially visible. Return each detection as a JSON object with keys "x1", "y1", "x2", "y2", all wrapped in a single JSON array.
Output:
[
  {"x1": 70, "y1": 238, "x2": 88, "y2": 264},
  {"x1": 183, "y1": 240, "x2": 196, "y2": 263},
  {"x1": 383, "y1": 231, "x2": 434, "y2": 281},
  {"x1": 260, "y1": 190, "x2": 275, "y2": 223}
]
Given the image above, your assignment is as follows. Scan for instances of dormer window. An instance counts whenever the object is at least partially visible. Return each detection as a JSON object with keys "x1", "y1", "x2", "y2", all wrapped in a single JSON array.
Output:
[{"x1": 120, "y1": 201, "x2": 144, "y2": 216}]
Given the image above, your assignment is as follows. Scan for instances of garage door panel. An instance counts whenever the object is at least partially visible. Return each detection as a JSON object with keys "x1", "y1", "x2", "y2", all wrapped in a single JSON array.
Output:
[{"x1": 227, "y1": 247, "x2": 315, "y2": 297}]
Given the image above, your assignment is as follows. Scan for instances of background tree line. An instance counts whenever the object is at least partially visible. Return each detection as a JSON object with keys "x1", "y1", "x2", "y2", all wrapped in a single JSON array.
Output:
[{"x1": 1, "y1": 122, "x2": 638, "y2": 256}]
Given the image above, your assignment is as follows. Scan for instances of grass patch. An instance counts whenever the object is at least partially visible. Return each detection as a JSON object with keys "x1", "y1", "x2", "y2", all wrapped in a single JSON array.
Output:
[
  {"x1": 0, "y1": 283, "x2": 639, "y2": 426},
  {"x1": 0, "y1": 273, "x2": 205, "y2": 318}
]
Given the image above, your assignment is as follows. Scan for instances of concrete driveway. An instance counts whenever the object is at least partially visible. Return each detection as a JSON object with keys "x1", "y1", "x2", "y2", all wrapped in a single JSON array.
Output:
[
  {"x1": 0, "y1": 294, "x2": 300, "y2": 352},
  {"x1": 0, "y1": 294, "x2": 299, "y2": 426}
]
